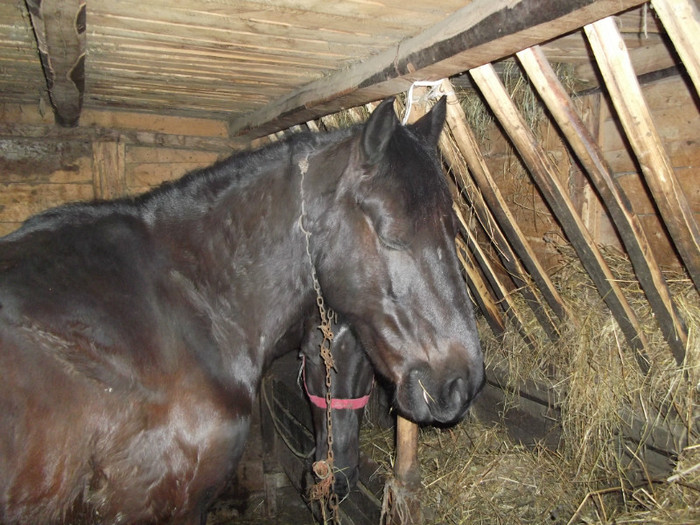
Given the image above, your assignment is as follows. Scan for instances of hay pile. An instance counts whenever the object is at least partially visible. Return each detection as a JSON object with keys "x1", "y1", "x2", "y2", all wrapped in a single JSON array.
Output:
[{"x1": 362, "y1": 243, "x2": 699, "y2": 524}]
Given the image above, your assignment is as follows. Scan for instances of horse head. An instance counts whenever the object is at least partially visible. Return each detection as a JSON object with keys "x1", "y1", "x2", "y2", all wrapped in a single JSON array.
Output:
[{"x1": 306, "y1": 97, "x2": 484, "y2": 426}]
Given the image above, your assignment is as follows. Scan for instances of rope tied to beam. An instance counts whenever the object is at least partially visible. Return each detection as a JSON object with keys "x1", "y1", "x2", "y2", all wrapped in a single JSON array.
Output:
[{"x1": 401, "y1": 79, "x2": 452, "y2": 125}]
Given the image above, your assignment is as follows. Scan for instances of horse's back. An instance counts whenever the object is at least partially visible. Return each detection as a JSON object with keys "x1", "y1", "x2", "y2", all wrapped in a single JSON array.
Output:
[{"x1": 0, "y1": 208, "x2": 246, "y2": 523}]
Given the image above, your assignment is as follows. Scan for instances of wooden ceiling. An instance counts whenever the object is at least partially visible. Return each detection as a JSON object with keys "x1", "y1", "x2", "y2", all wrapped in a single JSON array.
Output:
[{"x1": 0, "y1": 0, "x2": 675, "y2": 139}]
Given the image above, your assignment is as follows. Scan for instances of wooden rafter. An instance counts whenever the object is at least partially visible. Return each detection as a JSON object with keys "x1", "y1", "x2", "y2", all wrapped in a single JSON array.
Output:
[
  {"x1": 585, "y1": 17, "x2": 700, "y2": 293},
  {"x1": 440, "y1": 105, "x2": 561, "y2": 342},
  {"x1": 456, "y1": 209, "x2": 539, "y2": 351},
  {"x1": 25, "y1": 0, "x2": 86, "y2": 127},
  {"x1": 229, "y1": 0, "x2": 647, "y2": 140},
  {"x1": 470, "y1": 63, "x2": 650, "y2": 372},
  {"x1": 456, "y1": 237, "x2": 506, "y2": 338},
  {"x1": 440, "y1": 80, "x2": 571, "y2": 326},
  {"x1": 517, "y1": 45, "x2": 688, "y2": 364},
  {"x1": 651, "y1": 0, "x2": 700, "y2": 97}
]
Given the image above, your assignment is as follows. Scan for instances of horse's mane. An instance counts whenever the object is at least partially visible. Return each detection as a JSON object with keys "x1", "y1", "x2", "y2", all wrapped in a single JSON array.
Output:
[{"x1": 3, "y1": 126, "x2": 356, "y2": 240}]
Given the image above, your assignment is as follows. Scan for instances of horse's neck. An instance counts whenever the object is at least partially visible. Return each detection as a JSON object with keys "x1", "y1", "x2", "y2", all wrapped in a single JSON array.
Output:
[{"x1": 149, "y1": 150, "x2": 318, "y2": 382}]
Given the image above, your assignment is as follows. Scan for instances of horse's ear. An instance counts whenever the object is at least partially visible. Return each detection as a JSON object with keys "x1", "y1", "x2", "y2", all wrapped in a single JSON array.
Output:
[
  {"x1": 362, "y1": 97, "x2": 399, "y2": 164},
  {"x1": 409, "y1": 96, "x2": 447, "y2": 146}
]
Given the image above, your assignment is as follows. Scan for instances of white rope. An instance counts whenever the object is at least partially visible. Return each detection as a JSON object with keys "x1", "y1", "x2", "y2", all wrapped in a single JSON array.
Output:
[{"x1": 401, "y1": 79, "x2": 452, "y2": 125}]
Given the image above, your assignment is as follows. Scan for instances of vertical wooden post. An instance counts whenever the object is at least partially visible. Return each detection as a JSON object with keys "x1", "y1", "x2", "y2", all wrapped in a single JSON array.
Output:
[
  {"x1": 394, "y1": 416, "x2": 421, "y2": 489},
  {"x1": 384, "y1": 90, "x2": 433, "y2": 525},
  {"x1": 92, "y1": 139, "x2": 127, "y2": 199}
]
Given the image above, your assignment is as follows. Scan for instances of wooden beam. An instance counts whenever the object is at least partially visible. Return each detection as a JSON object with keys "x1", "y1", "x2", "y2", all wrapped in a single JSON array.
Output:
[
  {"x1": 92, "y1": 140, "x2": 127, "y2": 200},
  {"x1": 470, "y1": 63, "x2": 650, "y2": 372},
  {"x1": 651, "y1": 0, "x2": 700, "y2": 97},
  {"x1": 585, "y1": 17, "x2": 700, "y2": 292},
  {"x1": 440, "y1": 79, "x2": 571, "y2": 326},
  {"x1": 229, "y1": 0, "x2": 647, "y2": 139},
  {"x1": 517, "y1": 45, "x2": 688, "y2": 365},
  {"x1": 456, "y1": 210, "x2": 539, "y2": 351},
  {"x1": 440, "y1": 116, "x2": 561, "y2": 342},
  {"x1": 25, "y1": 0, "x2": 86, "y2": 127},
  {"x1": 455, "y1": 236, "x2": 506, "y2": 338}
]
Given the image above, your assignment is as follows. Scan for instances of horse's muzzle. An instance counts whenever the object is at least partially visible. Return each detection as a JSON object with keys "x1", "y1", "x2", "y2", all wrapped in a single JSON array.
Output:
[{"x1": 397, "y1": 362, "x2": 485, "y2": 425}]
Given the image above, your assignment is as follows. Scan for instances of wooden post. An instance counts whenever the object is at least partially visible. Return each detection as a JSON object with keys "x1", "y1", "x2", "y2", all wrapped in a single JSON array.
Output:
[
  {"x1": 516, "y1": 45, "x2": 688, "y2": 364},
  {"x1": 383, "y1": 91, "x2": 434, "y2": 525},
  {"x1": 25, "y1": 0, "x2": 86, "y2": 127},
  {"x1": 92, "y1": 140, "x2": 127, "y2": 199},
  {"x1": 470, "y1": 63, "x2": 650, "y2": 372},
  {"x1": 584, "y1": 16, "x2": 700, "y2": 293}
]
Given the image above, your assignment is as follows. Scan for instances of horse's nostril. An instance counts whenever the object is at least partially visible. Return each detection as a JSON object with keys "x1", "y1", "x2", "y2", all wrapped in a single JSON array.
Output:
[{"x1": 444, "y1": 376, "x2": 469, "y2": 406}]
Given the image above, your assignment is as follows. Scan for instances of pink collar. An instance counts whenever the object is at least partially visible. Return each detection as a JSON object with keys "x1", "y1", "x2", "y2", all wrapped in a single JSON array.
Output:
[{"x1": 301, "y1": 356, "x2": 372, "y2": 410}]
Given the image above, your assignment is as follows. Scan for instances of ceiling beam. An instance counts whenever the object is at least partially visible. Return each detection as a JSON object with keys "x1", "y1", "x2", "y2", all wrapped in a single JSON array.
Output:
[
  {"x1": 25, "y1": 0, "x2": 86, "y2": 127},
  {"x1": 229, "y1": 0, "x2": 646, "y2": 140}
]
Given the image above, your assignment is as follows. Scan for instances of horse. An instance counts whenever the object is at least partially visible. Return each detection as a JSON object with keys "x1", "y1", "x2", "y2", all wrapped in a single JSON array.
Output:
[
  {"x1": 0, "y1": 96, "x2": 484, "y2": 524},
  {"x1": 300, "y1": 317, "x2": 374, "y2": 498}
]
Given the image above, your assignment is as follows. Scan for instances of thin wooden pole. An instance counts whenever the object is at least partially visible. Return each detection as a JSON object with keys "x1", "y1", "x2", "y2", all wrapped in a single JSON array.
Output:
[
  {"x1": 585, "y1": 16, "x2": 700, "y2": 292},
  {"x1": 457, "y1": 218, "x2": 539, "y2": 351},
  {"x1": 440, "y1": 78, "x2": 570, "y2": 327},
  {"x1": 651, "y1": 0, "x2": 700, "y2": 97},
  {"x1": 470, "y1": 63, "x2": 650, "y2": 372},
  {"x1": 455, "y1": 235, "x2": 506, "y2": 337},
  {"x1": 517, "y1": 45, "x2": 688, "y2": 365}
]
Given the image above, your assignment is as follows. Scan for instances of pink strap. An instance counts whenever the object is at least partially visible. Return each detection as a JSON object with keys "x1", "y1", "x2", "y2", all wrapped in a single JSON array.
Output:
[{"x1": 301, "y1": 356, "x2": 372, "y2": 410}]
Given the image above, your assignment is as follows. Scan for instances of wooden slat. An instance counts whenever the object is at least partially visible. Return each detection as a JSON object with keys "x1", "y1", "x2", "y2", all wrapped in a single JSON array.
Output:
[
  {"x1": 92, "y1": 139, "x2": 126, "y2": 199},
  {"x1": 25, "y1": 0, "x2": 86, "y2": 127},
  {"x1": 517, "y1": 45, "x2": 687, "y2": 364},
  {"x1": 229, "y1": 0, "x2": 647, "y2": 139},
  {"x1": 440, "y1": 79, "x2": 571, "y2": 326},
  {"x1": 440, "y1": 114, "x2": 561, "y2": 342},
  {"x1": 456, "y1": 208, "x2": 538, "y2": 350},
  {"x1": 455, "y1": 236, "x2": 506, "y2": 337},
  {"x1": 470, "y1": 63, "x2": 650, "y2": 371},
  {"x1": 651, "y1": 0, "x2": 700, "y2": 97},
  {"x1": 585, "y1": 17, "x2": 700, "y2": 293}
]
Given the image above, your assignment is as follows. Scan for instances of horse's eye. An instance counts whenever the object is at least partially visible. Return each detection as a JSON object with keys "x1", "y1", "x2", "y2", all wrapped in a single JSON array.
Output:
[{"x1": 378, "y1": 234, "x2": 408, "y2": 251}]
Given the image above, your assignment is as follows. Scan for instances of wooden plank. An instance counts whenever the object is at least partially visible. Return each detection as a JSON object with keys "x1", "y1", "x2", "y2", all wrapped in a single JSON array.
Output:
[
  {"x1": 0, "y1": 182, "x2": 93, "y2": 222},
  {"x1": 585, "y1": 17, "x2": 700, "y2": 293},
  {"x1": 455, "y1": 236, "x2": 506, "y2": 337},
  {"x1": 92, "y1": 140, "x2": 126, "y2": 199},
  {"x1": 440, "y1": 79, "x2": 571, "y2": 327},
  {"x1": 0, "y1": 124, "x2": 235, "y2": 153},
  {"x1": 440, "y1": 118, "x2": 560, "y2": 341},
  {"x1": 229, "y1": 0, "x2": 647, "y2": 139},
  {"x1": 25, "y1": 0, "x2": 86, "y2": 127},
  {"x1": 651, "y1": 0, "x2": 700, "y2": 97},
  {"x1": 456, "y1": 212, "x2": 539, "y2": 351},
  {"x1": 517, "y1": 45, "x2": 687, "y2": 364},
  {"x1": 470, "y1": 63, "x2": 650, "y2": 371}
]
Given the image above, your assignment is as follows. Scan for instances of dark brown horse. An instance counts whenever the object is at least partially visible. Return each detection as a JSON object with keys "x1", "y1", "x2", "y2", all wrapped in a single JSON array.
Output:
[{"x1": 0, "y1": 97, "x2": 484, "y2": 524}]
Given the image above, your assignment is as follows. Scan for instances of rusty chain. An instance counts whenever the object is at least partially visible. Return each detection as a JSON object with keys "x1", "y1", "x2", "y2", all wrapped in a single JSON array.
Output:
[{"x1": 299, "y1": 155, "x2": 341, "y2": 524}]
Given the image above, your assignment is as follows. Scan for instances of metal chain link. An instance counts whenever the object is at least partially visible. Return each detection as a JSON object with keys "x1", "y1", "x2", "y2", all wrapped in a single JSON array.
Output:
[{"x1": 298, "y1": 155, "x2": 341, "y2": 524}]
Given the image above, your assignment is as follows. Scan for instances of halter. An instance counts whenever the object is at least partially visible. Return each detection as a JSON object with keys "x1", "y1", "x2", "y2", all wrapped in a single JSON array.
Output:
[{"x1": 301, "y1": 355, "x2": 372, "y2": 410}]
